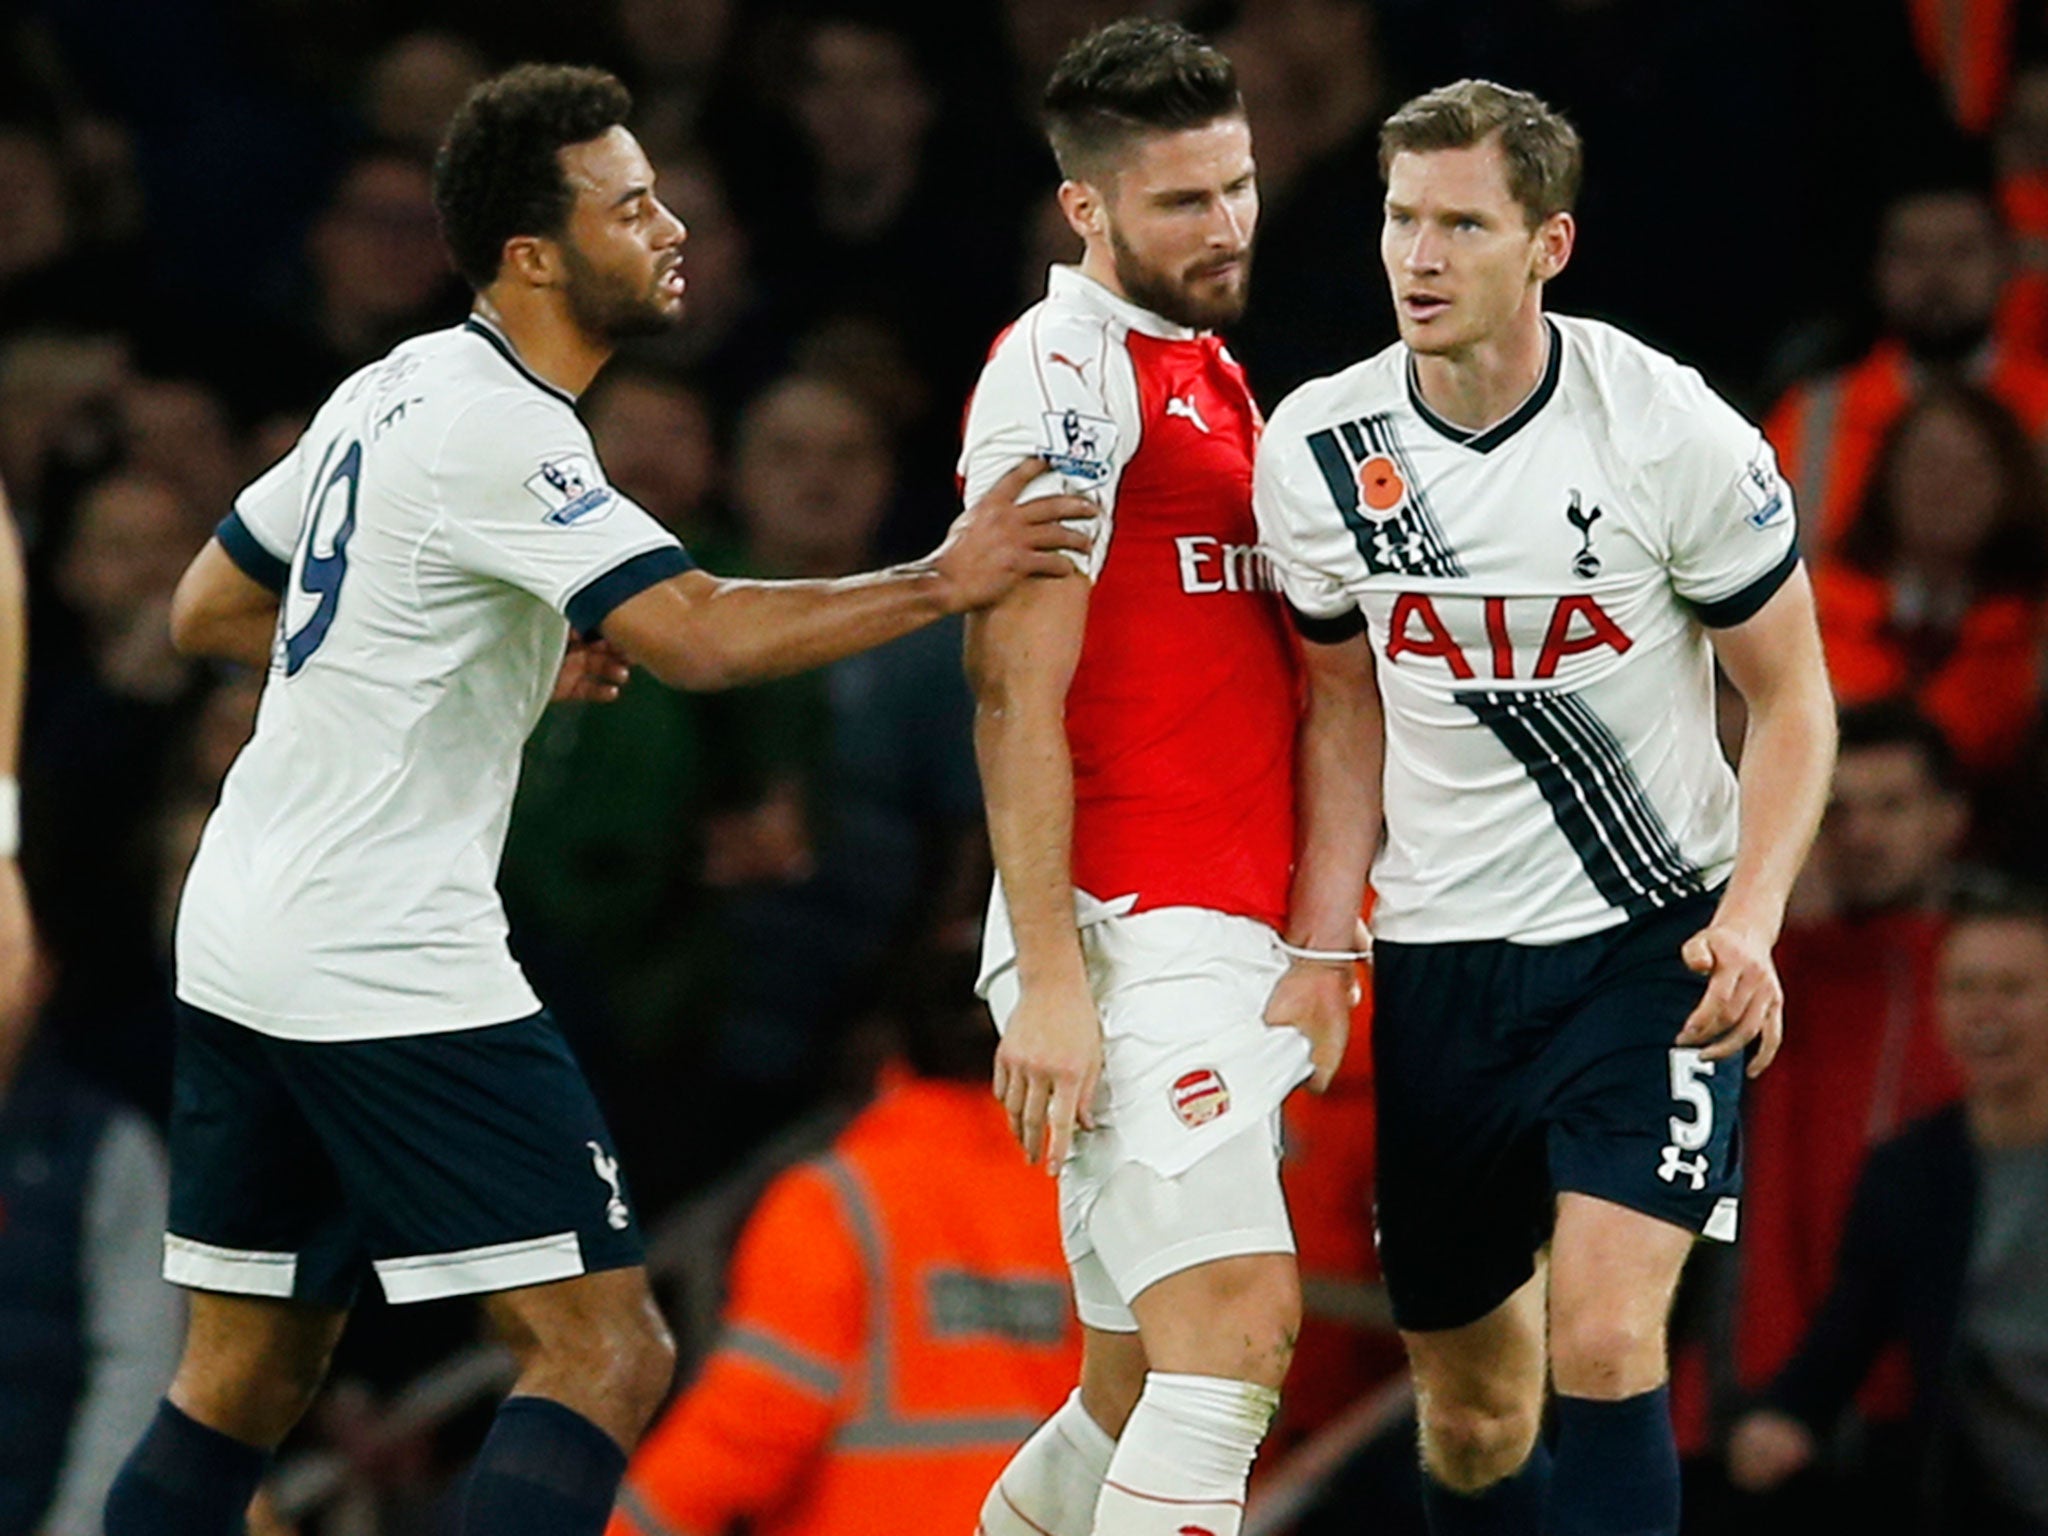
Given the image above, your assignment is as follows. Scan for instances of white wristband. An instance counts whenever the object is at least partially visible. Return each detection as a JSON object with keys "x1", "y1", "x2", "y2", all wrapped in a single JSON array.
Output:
[
  {"x1": 1278, "y1": 937, "x2": 1371, "y2": 964},
  {"x1": 0, "y1": 776, "x2": 16, "y2": 859}
]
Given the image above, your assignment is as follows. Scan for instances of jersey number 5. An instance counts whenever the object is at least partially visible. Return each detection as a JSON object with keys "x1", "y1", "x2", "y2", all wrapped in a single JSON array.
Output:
[{"x1": 285, "y1": 438, "x2": 361, "y2": 676}]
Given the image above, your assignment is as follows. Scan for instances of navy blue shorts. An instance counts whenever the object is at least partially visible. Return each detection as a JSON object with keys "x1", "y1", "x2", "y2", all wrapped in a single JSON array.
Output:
[
  {"x1": 164, "y1": 1002, "x2": 644, "y2": 1308},
  {"x1": 1371, "y1": 890, "x2": 1743, "y2": 1334}
]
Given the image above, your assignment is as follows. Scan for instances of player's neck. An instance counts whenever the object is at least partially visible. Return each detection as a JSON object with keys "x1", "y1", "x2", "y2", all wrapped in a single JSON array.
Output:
[
  {"x1": 471, "y1": 290, "x2": 613, "y2": 399},
  {"x1": 1410, "y1": 308, "x2": 1550, "y2": 433}
]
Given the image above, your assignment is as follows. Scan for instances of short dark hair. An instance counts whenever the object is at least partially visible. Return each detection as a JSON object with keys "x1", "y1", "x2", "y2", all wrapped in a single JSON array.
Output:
[
  {"x1": 432, "y1": 64, "x2": 633, "y2": 290},
  {"x1": 1837, "y1": 699, "x2": 1963, "y2": 793},
  {"x1": 1041, "y1": 18, "x2": 1241, "y2": 182},
  {"x1": 1378, "y1": 79, "x2": 1582, "y2": 227},
  {"x1": 1946, "y1": 875, "x2": 2048, "y2": 934}
]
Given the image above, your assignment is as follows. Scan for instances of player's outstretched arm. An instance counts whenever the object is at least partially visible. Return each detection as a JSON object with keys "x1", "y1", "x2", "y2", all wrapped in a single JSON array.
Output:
[
  {"x1": 965, "y1": 569, "x2": 1098, "y2": 1168},
  {"x1": 169, "y1": 540, "x2": 281, "y2": 670},
  {"x1": 1679, "y1": 566, "x2": 1837, "y2": 1077},
  {"x1": 1264, "y1": 628, "x2": 1383, "y2": 1092},
  {"x1": 601, "y1": 459, "x2": 1093, "y2": 691},
  {"x1": 0, "y1": 474, "x2": 30, "y2": 1004}
]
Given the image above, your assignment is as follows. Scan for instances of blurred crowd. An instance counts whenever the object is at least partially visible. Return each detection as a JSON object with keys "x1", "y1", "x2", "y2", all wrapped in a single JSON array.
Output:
[{"x1": 6, "y1": 0, "x2": 2048, "y2": 1531}]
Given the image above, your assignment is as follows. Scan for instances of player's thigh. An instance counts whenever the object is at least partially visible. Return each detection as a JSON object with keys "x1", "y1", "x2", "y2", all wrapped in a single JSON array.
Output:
[
  {"x1": 1544, "y1": 895, "x2": 1742, "y2": 1262},
  {"x1": 277, "y1": 1012, "x2": 646, "y2": 1306},
  {"x1": 163, "y1": 1002, "x2": 364, "y2": 1310},
  {"x1": 1370, "y1": 938, "x2": 1555, "y2": 1334},
  {"x1": 1546, "y1": 1191, "x2": 1694, "y2": 1398},
  {"x1": 1090, "y1": 1127, "x2": 1301, "y2": 1388}
]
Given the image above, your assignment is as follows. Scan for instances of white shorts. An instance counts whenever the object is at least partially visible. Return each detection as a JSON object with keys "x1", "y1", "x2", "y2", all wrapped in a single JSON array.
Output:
[{"x1": 980, "y1": 900, "x2": 1312, "y2": 1332}]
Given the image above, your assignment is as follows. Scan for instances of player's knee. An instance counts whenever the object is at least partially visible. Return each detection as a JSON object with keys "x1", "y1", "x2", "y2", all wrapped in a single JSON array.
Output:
[
  {"x1": 1549, "y1": 1306, "x2": 1667, "y2": 1398},
  {"x1": 1141, "y1": 1256, "x2": 1300, "y2": 1390},
  {"x1": 587, "y1": 1308, "x2": 678, "y2": 1430},
  {"x1": 1418, "y1": 1394, "x2": 1542, "y2": 1493},
  {"x1": 171, "y1": 1335, "x2": 335, "y2": 1448}
]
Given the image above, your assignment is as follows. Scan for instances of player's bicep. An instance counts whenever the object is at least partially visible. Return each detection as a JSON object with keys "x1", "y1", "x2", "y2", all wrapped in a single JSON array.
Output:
[
  {"x1": 1299, "y1": 627, "x2": 1381, "y2": 721},
  {"x1": 594, "y1": 568, "x2": 730, "y2": 689},
  {"x1": 1708, "y1": 561, "x2": 1828, "y2": 712},
  {"x1": 169, "y1": 539, "x2": 280, "y2": 656},
  {"x1": 962, "y1": 561, "x2": 1091, "y2": 712}
]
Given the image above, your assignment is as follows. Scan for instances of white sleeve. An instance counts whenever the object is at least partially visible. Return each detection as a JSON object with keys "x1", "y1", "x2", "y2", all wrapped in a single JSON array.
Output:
[
  {"x1": 1254, "y1": 392, "x2": 1362, "y2": 629},
  {"x1": 215, "y1": 439, "x2": 306, "y2": 591},
  {"x1": 1649, "y1": 366, "x2": 1801, "y2": 628},
  {"x1": 435, "y1": 394, "x2": 691, "y2": 633},
  {"x1": 957, "y1": 305, "x2": 1143, "y2": 580}
]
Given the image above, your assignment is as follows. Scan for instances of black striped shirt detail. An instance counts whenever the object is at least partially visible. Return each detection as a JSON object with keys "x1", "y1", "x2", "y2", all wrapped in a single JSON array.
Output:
[
  {"x1": 1456, "y1": 687, "x2": 1706, "y2": 917},
  {"x1": 1304, "y1": 414, "x2": 1467, "y2": 579}
]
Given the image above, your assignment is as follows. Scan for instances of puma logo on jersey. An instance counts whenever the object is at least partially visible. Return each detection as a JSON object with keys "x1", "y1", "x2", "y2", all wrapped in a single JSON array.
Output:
[
  {"x1": 1048, "y1": 351, "x2": 1091, "y2": 384},
  {"x1": 1165, "y1": 395, "x2": 1211, "y2": 432},
  {"x1": 1565, "y1": 489, "x2": 1603, "y2": 579},
  {"x1": 587, "y1": 1141, "x2": 630, "y2": 1231}
]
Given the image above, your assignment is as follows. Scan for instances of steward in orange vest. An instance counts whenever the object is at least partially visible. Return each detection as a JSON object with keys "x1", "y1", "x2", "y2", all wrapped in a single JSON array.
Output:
[
  {"x1": 609, "y1": 961, "x2": 1080, "y2": 1536},
  {"x1": 1766, "y1": 180, "x2": 2048, "y2": 554}
]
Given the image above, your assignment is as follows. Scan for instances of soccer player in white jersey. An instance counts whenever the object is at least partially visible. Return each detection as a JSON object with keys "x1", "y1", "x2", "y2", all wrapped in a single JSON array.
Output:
[
  {"x1": 1253, "y1": 82, "x2": 1837, "y2": 1536},
  {"x1": 101, "y1": 65, "x2": 1090, "y2": 1536}
]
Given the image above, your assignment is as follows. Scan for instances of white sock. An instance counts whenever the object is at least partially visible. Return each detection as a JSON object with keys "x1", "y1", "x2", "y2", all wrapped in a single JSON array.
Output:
[
  {"x1": 979, "y1": 1390, "x2": 1118, "y2": 1536},
  {"x1": 1092, "y1": 1372, "x2": 1277, "y2": 1536}
]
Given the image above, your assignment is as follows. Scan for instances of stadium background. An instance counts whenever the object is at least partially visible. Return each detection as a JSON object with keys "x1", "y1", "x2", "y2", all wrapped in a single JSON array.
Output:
[{"x1": 4, "y1": 0, "x2": 2046, "y2": 1530}]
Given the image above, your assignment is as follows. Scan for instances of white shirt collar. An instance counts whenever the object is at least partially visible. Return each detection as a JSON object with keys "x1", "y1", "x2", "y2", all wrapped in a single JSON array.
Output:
[{"x1": 1045, "y1": 264, "x2": 1202, "y2": 342}]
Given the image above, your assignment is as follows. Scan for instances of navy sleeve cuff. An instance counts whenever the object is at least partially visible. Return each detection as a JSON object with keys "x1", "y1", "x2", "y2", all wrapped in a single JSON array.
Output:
[
  {"x1": 1688, "y1": 541, "x2": 1801, "y2": 629},
  {"x1": 565, "y1": 545, "x2": 694, "y2": 635},
  {"x1": 1288, "y1": 602, "x2": 1367, "y2": 645},
  {"x1": 215, "y1": 512, "x2": 290, "y2": 594}
]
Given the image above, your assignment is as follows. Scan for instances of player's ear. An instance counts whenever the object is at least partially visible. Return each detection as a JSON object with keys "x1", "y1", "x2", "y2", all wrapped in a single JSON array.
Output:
[
  {"x1": 1057, "y1": 179, "x2": 1106, "y2": 243},
  {"x1": 500, "y1": 234, "x2": 564, "y2": 290},
  {"x1": 1532, "y1": 211, "x2": 1575, "y2": 283}
]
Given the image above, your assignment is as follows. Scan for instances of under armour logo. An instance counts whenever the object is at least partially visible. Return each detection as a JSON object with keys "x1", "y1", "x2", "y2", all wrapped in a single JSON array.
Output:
[
  {"x1": 1658, "y1": 1144, "x2": 1709, "y2": 1191},
  {"x1": 1048, "y1": 351, "x2": 1091, "y2": 384},
  {"x1": 1566, "y1": 489, "x2": 1603, "y2": 579},
  {"x1": 1166, "y1": 395, "x2": 1211, "y2": 433},
  {"x1": 588, "y1": 1141, "x2": 630, "y2": 1231}
]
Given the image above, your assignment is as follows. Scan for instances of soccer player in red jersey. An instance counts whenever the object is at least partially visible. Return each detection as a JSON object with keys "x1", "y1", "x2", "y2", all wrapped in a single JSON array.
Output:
[{"x1": 963, "y1": 21, "x2": 1351, "y2": 1536}]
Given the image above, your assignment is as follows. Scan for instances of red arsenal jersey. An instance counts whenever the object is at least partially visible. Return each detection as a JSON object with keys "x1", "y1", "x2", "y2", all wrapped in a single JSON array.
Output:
[{"x1": 959, "y1": 265, "x2": 1299, "y2": 928}]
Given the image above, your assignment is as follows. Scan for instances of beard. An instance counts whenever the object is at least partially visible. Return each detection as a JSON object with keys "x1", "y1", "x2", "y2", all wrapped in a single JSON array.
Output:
[
  {"x1": 562, "y1": 242, "x2": 681, "y2": 342},
  {"x1": 1108, "y1": 223, "x2": 1251, "y2": 330}
]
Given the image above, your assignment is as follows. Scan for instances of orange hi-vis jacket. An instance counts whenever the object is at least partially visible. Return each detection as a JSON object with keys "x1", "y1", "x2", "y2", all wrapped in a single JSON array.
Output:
[
  {"x1": 1907, "y1": 0, "x2": 2017, "y2": 132},
  {"x1": 609, "y1": 1076, "x2": 1080, "y2": 1536},
  {"x1": 1763, "y1": 337, "x2": 2048, "y2": 555}
]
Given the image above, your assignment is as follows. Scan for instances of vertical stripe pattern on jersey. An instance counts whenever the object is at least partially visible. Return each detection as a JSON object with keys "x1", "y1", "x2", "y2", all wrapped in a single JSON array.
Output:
[
  {"x1": 1304, "y1": 416, "x2": 1467, "y2": 579},
  {"x1": 1456, "y1": 688, "x2": 1706, "y2": 917}
]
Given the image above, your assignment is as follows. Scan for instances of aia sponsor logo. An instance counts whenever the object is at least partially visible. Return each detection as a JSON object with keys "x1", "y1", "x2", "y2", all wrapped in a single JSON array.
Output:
[
  {"x1": 1385, "y1": 593, "x2": 1632, "y2": 680},
  {"x1": 1171, "y1": 1068, "x2": 1231, "y2": 1128}
]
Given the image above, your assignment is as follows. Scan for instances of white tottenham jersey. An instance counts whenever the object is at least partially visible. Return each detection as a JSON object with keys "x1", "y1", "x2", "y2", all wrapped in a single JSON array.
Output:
[
  {"x1": 1256, "y1": 315, "x2": 1799, "y2": 945},
  {"x1": 177, "y1": 315, "x2": 690, "y2": 1039}
]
